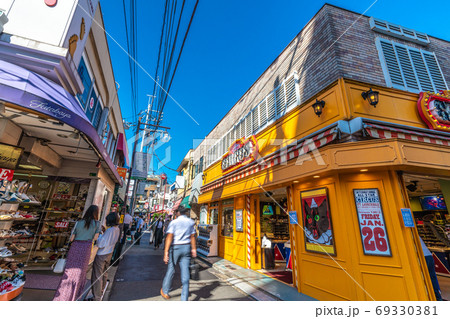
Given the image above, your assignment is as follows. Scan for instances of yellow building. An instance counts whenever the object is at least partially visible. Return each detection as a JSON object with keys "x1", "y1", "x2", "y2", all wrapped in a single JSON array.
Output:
[{"x1": 197, "y1": 5, "x2": 450, "y2": 301}]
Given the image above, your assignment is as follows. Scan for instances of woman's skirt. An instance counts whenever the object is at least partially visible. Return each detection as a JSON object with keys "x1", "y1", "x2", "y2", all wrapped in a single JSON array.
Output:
[{"x1": 53, "y1": 240, "x2": 92, "y2": 301}]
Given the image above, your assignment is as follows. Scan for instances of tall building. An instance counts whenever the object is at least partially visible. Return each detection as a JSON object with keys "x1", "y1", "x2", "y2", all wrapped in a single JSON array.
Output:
[
  {"x1": 0, "y1": 0, "x2": 128, "y2": 289},
  {"x1": 191, "y1": 4, "x2": 450, "y2": 300}
]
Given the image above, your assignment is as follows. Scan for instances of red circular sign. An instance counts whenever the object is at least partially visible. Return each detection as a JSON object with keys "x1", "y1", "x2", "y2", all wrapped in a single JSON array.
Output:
[
  {"x1": 45, "y1": 0, "x2": 58, "y2": 7},
  {"x1": 89, "y1": 97, "x2": 94, "y2": 109},
  {"x1": 160, "y1": 173, "x2": 167, "y2": 180}
]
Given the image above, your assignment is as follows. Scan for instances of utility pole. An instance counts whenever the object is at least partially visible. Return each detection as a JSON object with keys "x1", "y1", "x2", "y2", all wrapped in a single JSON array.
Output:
[{"x1": 124, "y1": 115, "x2": 171, "y2": 214}]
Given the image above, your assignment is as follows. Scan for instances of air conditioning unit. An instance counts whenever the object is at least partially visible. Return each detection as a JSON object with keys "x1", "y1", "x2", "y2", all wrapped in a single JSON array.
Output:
[{"x1": 0, "y1": 9, "x2": 8, "y2": 34}]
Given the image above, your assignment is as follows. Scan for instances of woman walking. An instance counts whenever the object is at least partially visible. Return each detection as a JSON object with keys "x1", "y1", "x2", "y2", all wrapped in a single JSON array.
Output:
[
  {"x1": 53, "y1": 205, "x2": 101, "y2": 301},
  {"x1": 91, "y1": 212, "x2": 120, "y2": 301},
  {"x1": 154, "y1": 216, "x2": 164, "y2": 249}
]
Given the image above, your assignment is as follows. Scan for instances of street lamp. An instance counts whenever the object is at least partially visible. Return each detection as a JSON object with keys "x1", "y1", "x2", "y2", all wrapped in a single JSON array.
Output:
[
  {"x1": 312, "y1": 99, "x2": 326, "y2": 117},
  {"x1": 361, "y1": 88, "x2": 380, "y2": 107}
]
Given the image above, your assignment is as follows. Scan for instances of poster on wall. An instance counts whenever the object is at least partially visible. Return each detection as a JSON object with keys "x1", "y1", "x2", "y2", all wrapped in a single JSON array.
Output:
[
  {"x1": 353, "y1": 189, "x2": 391, "y2": 257},
  {"x1": 300, "y1": 188, "x2": 336, "y2": 255},
  {"x1": 235, "y1": 209, "x2": 243, "y2": 232}
]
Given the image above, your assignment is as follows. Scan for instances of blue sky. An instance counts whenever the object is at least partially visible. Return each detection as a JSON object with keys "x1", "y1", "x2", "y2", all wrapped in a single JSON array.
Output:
[{"x1": 100, "y1": 0, "x2": 450, "y2": 183}]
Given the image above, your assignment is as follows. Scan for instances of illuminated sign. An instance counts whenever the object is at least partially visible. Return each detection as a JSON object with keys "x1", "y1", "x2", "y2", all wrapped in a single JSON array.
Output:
[
  {"x1": 221, "y1": 136, "x2": 258, "y2": 173},
  {"x1": 418, "y1": 90, "x2": 450, "y2": 132}
]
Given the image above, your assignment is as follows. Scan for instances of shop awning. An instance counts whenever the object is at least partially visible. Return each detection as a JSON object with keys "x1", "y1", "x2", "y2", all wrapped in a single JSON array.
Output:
[
  {"x1": 189, "y1": 173, "x2": 203, "y2": 204},
  {"x1": 364, "y1": 122, "x2": 450, "y2": 145},
  {"x1": 180, "y1": 196, "x2": 191, "y2": 209},
  {"x1": 0, "y1": 60, "x2": 122, "y2": 185},
  {"x1": 171, "y1": 198, "x2": 183, "y2": 212},
  {"x1": 116, "y1": 133, "x2": 130, "y2": 167}
]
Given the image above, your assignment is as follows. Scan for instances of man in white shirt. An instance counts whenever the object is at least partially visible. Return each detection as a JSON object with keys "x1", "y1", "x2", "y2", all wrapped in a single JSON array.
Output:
[
  {"x1": 160, "y1": 207, "x2": 196, "y2": 301},
  {"x1": 91, "y1": 213, "x2": 120, "y2": 301}
]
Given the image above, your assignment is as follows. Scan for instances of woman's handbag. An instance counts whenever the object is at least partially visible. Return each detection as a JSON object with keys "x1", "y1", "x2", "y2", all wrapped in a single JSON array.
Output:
[
  {"x1": 89, "y1": 244, "x2": 99, "y2": 265},
  {"x1": 52, "y1": 257, "x2": 66, "y2": 273}
]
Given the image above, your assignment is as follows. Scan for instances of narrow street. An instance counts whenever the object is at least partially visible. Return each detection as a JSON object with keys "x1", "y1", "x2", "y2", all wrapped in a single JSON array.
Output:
[{"x1": 108, "y1": 232, "x2": 253, "y2": 301}]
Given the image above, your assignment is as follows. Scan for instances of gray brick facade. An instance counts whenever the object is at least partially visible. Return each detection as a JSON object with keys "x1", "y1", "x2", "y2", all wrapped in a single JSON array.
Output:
[{"x1": 192, "y1": 4, "x2": 450, "y2": 169}]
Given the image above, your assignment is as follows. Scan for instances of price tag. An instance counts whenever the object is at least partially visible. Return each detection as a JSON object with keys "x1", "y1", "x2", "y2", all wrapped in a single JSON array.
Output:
[{"x1": 55, "y1": 221, "x2": 69, "y2": 228}]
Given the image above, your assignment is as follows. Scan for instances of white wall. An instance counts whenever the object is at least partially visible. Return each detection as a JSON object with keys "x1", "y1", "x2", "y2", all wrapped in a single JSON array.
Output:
[
  {"x1": 0, "y1": 0, "x2": 76, "y2": 47},
  {"x1": 0, "y1": 0, "x2": 98, "y2": 67}
]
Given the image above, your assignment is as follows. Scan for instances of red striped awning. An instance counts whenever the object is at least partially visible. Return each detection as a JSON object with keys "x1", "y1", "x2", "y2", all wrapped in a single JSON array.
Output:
[{"x1": 365, "y1": 123, "x2": 450, "y2": 146}]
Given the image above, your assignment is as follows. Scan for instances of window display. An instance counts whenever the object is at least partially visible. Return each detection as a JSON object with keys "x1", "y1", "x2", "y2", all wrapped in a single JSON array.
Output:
[
  {"x1": 221, "y1": 207, "x2": 233, "y2": 237},
  {"x1": 260, "y1": 202, "x2": 289, "y2": 240}
]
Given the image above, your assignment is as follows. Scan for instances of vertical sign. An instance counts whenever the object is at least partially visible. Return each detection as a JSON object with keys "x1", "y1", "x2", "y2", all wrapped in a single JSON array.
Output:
[
  {"x1": 288, "y1": 211, "x2": 298, "y2": 225},
  {"x1": 401, "y1": 208, "x2": 415, "y2": 227},
  {"x1": 353, "y1": 189, "x2": 391, "y2": 256},
  {"x1": 235, "y1": 209, "x2": 243, "y2": 232}
]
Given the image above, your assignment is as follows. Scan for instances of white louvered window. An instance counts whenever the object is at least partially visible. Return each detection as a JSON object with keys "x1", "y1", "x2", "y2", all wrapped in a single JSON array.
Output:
[
  {"x1": 267, "y1": 92, "x2": 276, "y2": 122},
  {"x1": 245, "y1": 113, "x2": 252, "y2": 137},
  {"x1": 252, "y1": 107, "x2": 259, "y2": 133},
  {"x1": 370, "y1": 17, "x2": 430, "y2": 45},
  {"x1": 275, "y1": 84, "x2": 286, "y2": 116},
  {"x1": 240, "y1": 119, "x2": 245, "y2": 139},
  {"x1": 376, "y1": 38, "x2": 448, "y2": 93},
  {"x1": 259, "y1": 99, "x2": 267, "y2": 127},
  {"x1": 285, "y1": 75, "x2": 297, "y2": 109}
]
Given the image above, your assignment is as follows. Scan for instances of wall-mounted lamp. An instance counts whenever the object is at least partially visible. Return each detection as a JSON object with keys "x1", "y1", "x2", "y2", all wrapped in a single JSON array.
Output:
[
  {"x1": 361, "y1": 88, "x2": 379, "y2": 107},
  {"x1": 96, "y1": 159, "x2": 101, "y2": 168},
  {"x1": 312, "y1": 99, "x2": 325, "y2": 117}
]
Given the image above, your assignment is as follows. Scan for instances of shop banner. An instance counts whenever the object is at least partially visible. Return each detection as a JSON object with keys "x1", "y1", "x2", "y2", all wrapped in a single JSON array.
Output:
[
  {"x1": 235, "y1": 209, "x2": 243, "y2": 232},
  {"x1": 131, "y1": 152, "x2": 151, "y2": 180},
  {"x1": 354, "y1": 189, "x2": 391, "y2": 257},
  {"x1": 0, "y1": 168, "x2": 14, "y2": 181},
  {"x1": 300, "y1": 188, "x2": 336, "y2": 255}
]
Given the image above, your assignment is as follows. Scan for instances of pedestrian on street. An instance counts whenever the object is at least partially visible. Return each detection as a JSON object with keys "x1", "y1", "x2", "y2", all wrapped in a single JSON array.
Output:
[
  {"x1": 53, "y1": 205, "x2": 101, "y2": 301},
  {"x1": 160, "y1": 207, "x2": 196, "y2": 301},
  {"x1": 135, "y1": 215, "x2": 144, "y2": 245},
  {"x1": 154, "y1": 216, "x2": 164, "y2": 249},
  {"x1": 91, "y1": 212, "x2": 120, "y2": 301},
  {"x1": 122, "y1": 210, "x2": 132, "y2": 244},
  {"x1": 149, "y1": 216, "x2": 155, "y2": 244}
]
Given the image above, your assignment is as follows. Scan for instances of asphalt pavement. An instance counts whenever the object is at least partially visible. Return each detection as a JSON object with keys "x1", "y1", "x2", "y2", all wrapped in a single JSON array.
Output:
[{"x1": 108, "y1": 231, "x2": 253, "y2": 301}]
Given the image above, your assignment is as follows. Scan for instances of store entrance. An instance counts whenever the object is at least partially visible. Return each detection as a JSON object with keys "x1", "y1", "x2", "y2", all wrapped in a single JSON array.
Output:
[
  {"x1": 257, "y1": 187, "x2": 292, "y2": 285},
  {"x1": 402, "y1": 173, "x2": 450, "y2": 300}
]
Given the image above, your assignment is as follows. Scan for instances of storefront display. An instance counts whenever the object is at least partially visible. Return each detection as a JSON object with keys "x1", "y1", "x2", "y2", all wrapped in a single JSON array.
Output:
[{"x1": 300, "y1": 188, "x2": 335, "y2": 255}]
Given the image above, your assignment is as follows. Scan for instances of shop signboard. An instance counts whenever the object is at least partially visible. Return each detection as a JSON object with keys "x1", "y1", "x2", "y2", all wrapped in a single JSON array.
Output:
[
  {"x1": 288, "y1": 211, "x2": 298, "y2": 225},
  {"x1": 401, "y1": 208, "x2": 415, "y2": 227},
  {"x1": 300, "y1": 188, "x2": 336, "y2": 255},
  {"x1": 55, "y1": 221, "x2": 69, "y2": 228},
  {"x1": 117, "y1": 167, "x2": 127, "y2": 180},
  {"x1": 417, "y1": 90, "x2": 450, "y2": 132},
  {"x1": 235, "y1": 209, "x2": 243, "y2": 232},
  {"x1": 221, "y1": 136, "x2": 258, "y2": 173},
  {"x1": 0, "y1": 168, "x2": 14, "y2": 181},
  {"x1": 353, "y1": 189, "x2": 391, "y2": 257},
  {"x1": 0, "y1": 144, "x2": 23, "y2": 170}
]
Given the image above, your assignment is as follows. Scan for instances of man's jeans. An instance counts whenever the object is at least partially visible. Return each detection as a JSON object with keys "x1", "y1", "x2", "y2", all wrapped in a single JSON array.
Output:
[{"x1": 162, "y1": 244, "x2": 191, "y2": 301}]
